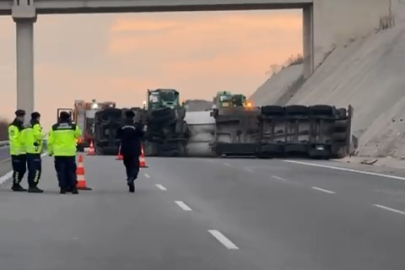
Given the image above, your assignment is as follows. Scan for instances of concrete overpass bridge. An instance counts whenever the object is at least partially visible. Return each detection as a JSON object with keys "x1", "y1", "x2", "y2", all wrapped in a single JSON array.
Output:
[{"x1": 0, "y1": 0, "x2": 387, "y2": 117}]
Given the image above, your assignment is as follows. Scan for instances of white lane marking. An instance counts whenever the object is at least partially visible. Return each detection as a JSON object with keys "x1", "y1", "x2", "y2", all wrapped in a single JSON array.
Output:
[
  {"x1": 155, "y1": 184, "x2": 167, "y2": 191},
  {"x1": 0, "y1": 171, "x2": 13, "y2": 185},
  {"x1": 271, "y1": 175, "x2": 286, "y2": 181},
  {"x1": 144, "y1": 173, "x2": 151, "y2": 178},
  {"x1": 284, "y1": 160, "x2": 405, "y2": 182},
  {"x1": 0, "y1": 153, "x2": 47, "y2": 185},
  {"x1": 224, "y1": 163, "x2": 231, "y2": 166},
  {"x1": 208, "y1": 230, "x2": 239, "y2": 250},
  {"x1": 373, "y1": 204, "x2": 405, "y2": 216},
  {"x1": 175, "y1": 201, "x2": 192, "y2": 211},
  {"x1": 312, "y1": 186, "x2": 336, "y2": 194},
  {"x1": 205, "y1": 159, "x2": 215, "y2": 163},
  {"x1": 244, "y1": 168, "x2": 254, "y2": 173}
]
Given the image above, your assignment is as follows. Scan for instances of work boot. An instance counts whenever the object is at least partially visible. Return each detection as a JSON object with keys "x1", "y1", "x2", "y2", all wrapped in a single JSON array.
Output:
[
  {"x1": 127, "y1": 178, "x2": 135, "y2": 193},
  {"x1": 60, "y1": 188, "x2": 67, "y2": 194},
  {"x1": 128, "y1": 182, "x2": 135, "y2": 193},
  {"x1": 11, "y1": 184, "x2": 27, "y2": 192},
  {"x1": 71, "y1": 188, "x2": 79, "y2": 194},
  {"x1": 28, "y1": 186, "x2": 44, "y2": 193}
]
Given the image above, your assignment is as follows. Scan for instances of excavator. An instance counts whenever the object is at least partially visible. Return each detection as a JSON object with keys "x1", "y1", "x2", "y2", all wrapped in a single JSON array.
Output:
[
  {"x1": 210, "y1": 91, "x2": 259, "y2": 156},
  {"x1": 137, "y1": 89, "x2": 189, "y2": 157}
]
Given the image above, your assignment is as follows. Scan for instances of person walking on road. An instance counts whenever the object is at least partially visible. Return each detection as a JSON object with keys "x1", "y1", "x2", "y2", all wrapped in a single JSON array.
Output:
[
  {"x1": 47, "y1": 111, "x2": 82, "y2": 194},
  {"x1": 8, "y1": 109, "x2": 27, "y2": 191},
  {"x1": 23, "y1": 112, "x2": 44, "y2": 193},
  {"x1": 117, "y1": 110, "x2": 144, "y2": 193}
]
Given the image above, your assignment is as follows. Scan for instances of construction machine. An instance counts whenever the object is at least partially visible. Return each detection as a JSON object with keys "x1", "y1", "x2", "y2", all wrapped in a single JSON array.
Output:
[
  {"x1": 140, "y1": 88, "x2": 189, "y2": 156},
  {"x1": 57, "y1": 100, "x2": 116, "y2": 152},
  {"x1": 210, "y1": 91, "x2": 260, "y2": 156}
]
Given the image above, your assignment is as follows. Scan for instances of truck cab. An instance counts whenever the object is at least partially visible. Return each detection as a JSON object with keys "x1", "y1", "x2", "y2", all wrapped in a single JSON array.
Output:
[{"x1": 148, "y1": 89, "x2": 181, "y2": 110}]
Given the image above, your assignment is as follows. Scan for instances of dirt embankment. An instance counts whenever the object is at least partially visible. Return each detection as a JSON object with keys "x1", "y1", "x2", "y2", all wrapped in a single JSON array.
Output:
[{"x1": 250, "y1": 18, "x2": 405, "y2": 159}]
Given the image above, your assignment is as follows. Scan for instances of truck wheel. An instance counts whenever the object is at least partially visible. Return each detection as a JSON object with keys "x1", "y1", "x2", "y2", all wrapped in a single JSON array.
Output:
[
  {"x1": 261, "y1": 105, "x2": 284, "y2": 116},
  {"x1": 333, "y1": 120, "x2": 348, "y2": 132},
  {"x1": 332, "y1": 132, "x2": 347, "y2": 142},
  {"x1": 285, "y1": 105, "x2": 310, "y2": 115},
  {"x1": 309, "y1": 105, "x2": 335, "y2": 116}
]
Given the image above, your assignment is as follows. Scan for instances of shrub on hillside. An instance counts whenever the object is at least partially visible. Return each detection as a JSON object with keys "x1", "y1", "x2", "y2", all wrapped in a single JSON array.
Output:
[
  {"x1": 266, "y1": 53, "x2": 304, "y2": 77},
  {"x1": 286, "y1": 54, "x2": 304, "y2": 66},
  {"x1": 0, "y1": 118, "x2": 9, "y2": 141}
]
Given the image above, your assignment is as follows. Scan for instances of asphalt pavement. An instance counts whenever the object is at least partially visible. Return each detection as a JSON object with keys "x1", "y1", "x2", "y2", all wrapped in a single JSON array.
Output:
[{"x1": 0, "y1": 155, "x2": 404, "y2": 270}]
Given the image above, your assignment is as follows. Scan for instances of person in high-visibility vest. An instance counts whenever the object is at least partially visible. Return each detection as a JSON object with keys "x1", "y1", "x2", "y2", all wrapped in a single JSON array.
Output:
[
  {"x1": 48, "y1": 111, "x2": 82, "y2": 194},
  {"x1": 23, "y1": 112, "x2": 44, "y2": 193},
  {"x1": 8, "y1": 109, "x2": 27, "y2": 191}
]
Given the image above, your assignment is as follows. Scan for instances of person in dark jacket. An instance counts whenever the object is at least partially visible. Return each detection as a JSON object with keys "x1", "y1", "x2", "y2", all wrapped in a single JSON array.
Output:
[{"x1": 116, "y1": 110, "x2": 144, "y2": 193}]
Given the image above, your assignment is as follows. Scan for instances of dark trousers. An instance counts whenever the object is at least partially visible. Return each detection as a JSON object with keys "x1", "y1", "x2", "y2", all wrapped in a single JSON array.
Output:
[
  {"x1": 54, "y1": 156, "x2": 77, "y2": 189},
  {"x1": 123, "y1": 155, "x2": 140, "y2": 181},
  {"x1": 11, "y1": 154, "x2": 27, "y2": 185},
  {"x1": 26, "y1": 153, "x2": 42, "y2": 188}
]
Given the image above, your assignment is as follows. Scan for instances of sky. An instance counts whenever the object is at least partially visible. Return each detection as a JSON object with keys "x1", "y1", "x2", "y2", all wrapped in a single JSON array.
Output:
[{"x1": 0, "y1": 10, "x2": 302, "y2": 128}]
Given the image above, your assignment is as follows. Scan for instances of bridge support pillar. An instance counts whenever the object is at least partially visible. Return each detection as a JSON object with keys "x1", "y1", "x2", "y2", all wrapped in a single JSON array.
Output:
[
  {"x1": 303, "y1": 5, "x2": 314, "y2": 79},
  {"x1": 12, "y1": 0, "x2": 37, "y2": 120}
]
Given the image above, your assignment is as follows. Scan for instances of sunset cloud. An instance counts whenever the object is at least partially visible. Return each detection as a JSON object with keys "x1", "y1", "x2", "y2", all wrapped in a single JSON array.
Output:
[
  {"x1": 107, "y1": 11, "x2": 302, "y2": 56},
  {"x1": 0, "y1": 10, "x2": 302, "y2": 127}
]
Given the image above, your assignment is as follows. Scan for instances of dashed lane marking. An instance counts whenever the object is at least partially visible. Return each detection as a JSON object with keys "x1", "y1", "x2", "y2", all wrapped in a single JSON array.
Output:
[
  {"x1": 373, "y1": 204, "x2": 405, "y2": 216},
  {"x1": 175, "y1": 201, "x2": 192, "y2": 211},
  {"x1": 144, "y1": 174, "x2": 151, "y2": 178},
  {"x1": 208, "y1": 230, "x2": 239, "y2": 250},
  {"x1": 271, "y1": 175, "x2": 287, "y2": 182},
  {"x1": 312, "y1": 186, "x2": 336, "y2": 194},
  {"x1": 155, "y1": 184, "x2": 167, "y2": 191}
]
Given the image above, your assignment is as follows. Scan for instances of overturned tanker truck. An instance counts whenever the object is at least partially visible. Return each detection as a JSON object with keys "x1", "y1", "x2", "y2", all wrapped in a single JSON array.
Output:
[{"x1": 194, "y1": 90, "x2": 353, "y2": 159}]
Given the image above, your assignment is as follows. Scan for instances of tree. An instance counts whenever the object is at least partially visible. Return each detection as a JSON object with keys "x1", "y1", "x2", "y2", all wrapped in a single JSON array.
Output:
[{"x1": 0, "y1": 118, "x2": 9, "y2": 141}]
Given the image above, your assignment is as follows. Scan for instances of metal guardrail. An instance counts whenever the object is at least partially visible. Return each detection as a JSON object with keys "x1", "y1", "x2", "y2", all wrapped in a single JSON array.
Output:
[
  {"x1": 0, "y1": 140, "x2": 9, "y2": 147},
  {"x1": 0, "y1": 139, "x2": 48, "y2": 148}
]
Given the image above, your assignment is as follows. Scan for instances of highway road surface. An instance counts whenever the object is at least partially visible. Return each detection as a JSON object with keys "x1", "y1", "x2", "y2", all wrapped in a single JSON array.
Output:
[{"x1": 0, "y1": 155, "x2": 405, "y2": 270}]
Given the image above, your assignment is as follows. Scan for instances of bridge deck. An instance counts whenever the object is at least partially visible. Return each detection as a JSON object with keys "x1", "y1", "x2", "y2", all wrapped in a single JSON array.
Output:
[{"x1": 0, "y1": 0, "x2": 312, "y2": 15}]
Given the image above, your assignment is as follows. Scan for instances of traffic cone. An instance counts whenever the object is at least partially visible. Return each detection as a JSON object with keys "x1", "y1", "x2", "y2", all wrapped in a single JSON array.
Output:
[
  {"x1": 139, "y1": 145, "x2": 148, "y2": 168},
  {"x1": 116, "y1": 145, "x2": 123, "y2": 160},
  {"x1": 87, "y1": 140, "x2": 95, "y2": 156},
  {"x1": 76, "y1": 154, "x2": 92, "y2": 190}
]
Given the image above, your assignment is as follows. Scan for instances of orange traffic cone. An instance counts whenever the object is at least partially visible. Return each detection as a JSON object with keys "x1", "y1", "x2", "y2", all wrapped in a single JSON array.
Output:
[
  {"x1": 139, "y1": 145, "x2": 148, "y2": 168},
  {"x1": 116, "y1": 145, "x2": 123, "y2": 160},
  {"x1": 76, "y1": 154, "x2": 92, "y2": 190},
  {"x1": 87, "y1": 140, "x2": 95, "y2": 156}
]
